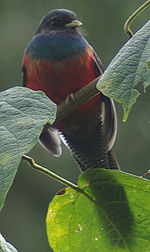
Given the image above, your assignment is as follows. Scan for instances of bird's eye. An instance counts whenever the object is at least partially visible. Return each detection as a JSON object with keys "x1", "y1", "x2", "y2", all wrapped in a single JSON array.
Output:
[
  {"x1": 50, "y1": 17, "x2": 58, "y2": 26},
  {"x1": 51, "y1": 20, "x2": 55, "y2": 25},
  {"x1": 44, "y1": 18, "x2": 56, "y2": 28}
]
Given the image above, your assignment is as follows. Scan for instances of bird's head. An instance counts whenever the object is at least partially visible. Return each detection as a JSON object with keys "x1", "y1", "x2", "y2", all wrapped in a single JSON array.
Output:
[{"x1": 35, "y1": 9, "x2": 82, "y2": 35}]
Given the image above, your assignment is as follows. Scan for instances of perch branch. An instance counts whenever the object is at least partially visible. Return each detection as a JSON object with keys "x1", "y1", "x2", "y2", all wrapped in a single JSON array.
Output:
[
  {"x1": 22, "y1": 77, "x2": 102, "y2": 185},
  {"x1": 55, "y1": 77, "x2": 100, "y2": 123}
]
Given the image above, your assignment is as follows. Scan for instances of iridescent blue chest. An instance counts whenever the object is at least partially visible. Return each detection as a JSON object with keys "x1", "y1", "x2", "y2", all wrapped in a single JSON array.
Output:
[{"x1": 26, "y1": 31, "x2": 88, "y2": 61}]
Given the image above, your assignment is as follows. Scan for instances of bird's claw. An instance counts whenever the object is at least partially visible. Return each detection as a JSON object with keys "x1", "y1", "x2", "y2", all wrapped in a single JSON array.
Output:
[{"x1": 65, "y1": 93, "x2": 75, "y2": 105}]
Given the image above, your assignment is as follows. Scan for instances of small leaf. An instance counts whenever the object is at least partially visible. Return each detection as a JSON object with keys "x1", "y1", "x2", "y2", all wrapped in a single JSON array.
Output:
[
  {"x1": 97, "y1": 20, "x2": 150, "y2": 121},
  {"x1": 0, "y1": 233, "x2": 18, "y2": 252},
  {"x1": 0, "y1": 87, "x2": 57, "y2": 212},
  {"x1": 46, "y1": 168, "x2": 150, "y2": 252}
]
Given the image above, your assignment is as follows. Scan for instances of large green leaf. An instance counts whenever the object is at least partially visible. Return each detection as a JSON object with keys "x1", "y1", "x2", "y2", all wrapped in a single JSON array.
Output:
[
  {"x1": 46, "y1": 168, "x2": 150, "y2": 252},
  {"x1": 0, "y1": 87, "x2": 57, "y2": 212},
  {"x1": 97, "y1": 20, "x2": 150, "y2": 121},
  {"x1": 0, "y1": 233, "x2": 18, "y2": 252}
]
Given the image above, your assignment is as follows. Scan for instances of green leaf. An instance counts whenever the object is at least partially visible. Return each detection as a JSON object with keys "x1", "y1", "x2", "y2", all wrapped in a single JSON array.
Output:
[
  {"x1": 46, "y1": 168, "x2": 150, "y2": 252},
  {"x1": 0, "y1": 233, "x2": 18, "y2": 252},
  {"x1": 97, "y1": 20, "x2": 150, "y2": 121},
  {"x1": 0, "y1": 87, "x2": 57, "y2": 212}
]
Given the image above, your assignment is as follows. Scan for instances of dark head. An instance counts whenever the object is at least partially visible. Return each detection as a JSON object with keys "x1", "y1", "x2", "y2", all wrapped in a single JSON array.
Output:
[{"x1": 35, "y1": 9, "x2": 82, "y2": 35}]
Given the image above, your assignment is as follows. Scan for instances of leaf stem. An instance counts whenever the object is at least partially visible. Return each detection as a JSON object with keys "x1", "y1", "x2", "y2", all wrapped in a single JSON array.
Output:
[
  {"x1": 124, "y1": 0, "x2": 150, "y2": 38},
  {"x1": 22, "y1": 155, "x2": 82, "y2": 192}
]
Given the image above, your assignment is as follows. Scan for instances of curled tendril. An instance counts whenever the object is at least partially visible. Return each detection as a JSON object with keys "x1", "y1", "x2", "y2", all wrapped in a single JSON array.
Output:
[{"x1": 124, "y1": 0, "x2": 150, "y2": 38}]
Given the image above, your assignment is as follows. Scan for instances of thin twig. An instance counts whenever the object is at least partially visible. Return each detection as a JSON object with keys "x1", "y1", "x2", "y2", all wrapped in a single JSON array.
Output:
[{"x1": 22, "y1": 154, "x2": 82, "y2": 192}]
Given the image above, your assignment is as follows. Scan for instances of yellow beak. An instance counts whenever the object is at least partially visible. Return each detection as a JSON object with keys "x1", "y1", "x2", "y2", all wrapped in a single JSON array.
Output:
[{"x1": 65, "y1": 20, "x2": 83, "y2": 28}]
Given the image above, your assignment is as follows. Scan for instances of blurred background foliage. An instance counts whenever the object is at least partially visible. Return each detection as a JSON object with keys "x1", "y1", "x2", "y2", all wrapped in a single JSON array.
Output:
[{"x1": 0, "y1": 0, "x2": 150, "y2": 251}]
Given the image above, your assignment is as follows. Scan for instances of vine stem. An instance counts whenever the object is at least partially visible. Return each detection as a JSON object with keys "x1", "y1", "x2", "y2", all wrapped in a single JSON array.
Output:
[
  {"x1": 22, "y1": 155, "x2": 98, "y2": 200},
  {"x1": 22, "y1": 155, "x2": 83, "y2": 192},
  {"x1": 124, "y1": 0, "x2": 150, "y2": 38}
]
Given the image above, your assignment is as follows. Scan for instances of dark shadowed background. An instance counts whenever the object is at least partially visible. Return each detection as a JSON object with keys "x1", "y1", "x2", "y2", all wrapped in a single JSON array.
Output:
[{"x1": 0, "y1": 0, "x2": 150, "y2": 251}]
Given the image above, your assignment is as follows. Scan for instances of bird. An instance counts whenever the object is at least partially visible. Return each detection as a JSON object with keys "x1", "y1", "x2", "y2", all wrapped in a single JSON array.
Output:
[{"x1": 22, "y1": 9, "x2": 119, "y2": 171}]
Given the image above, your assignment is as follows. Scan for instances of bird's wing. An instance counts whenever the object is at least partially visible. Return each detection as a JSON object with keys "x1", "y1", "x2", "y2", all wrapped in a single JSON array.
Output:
[
  {"x1": 91, "y1": 49, "x2": 117, "y2": 151},
  {"x1": 39, "y1": 124, "x2": 62, "y2": 157},
  {"x1": 92, "y1": 50, "x2": 104, "y2": 76}
]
